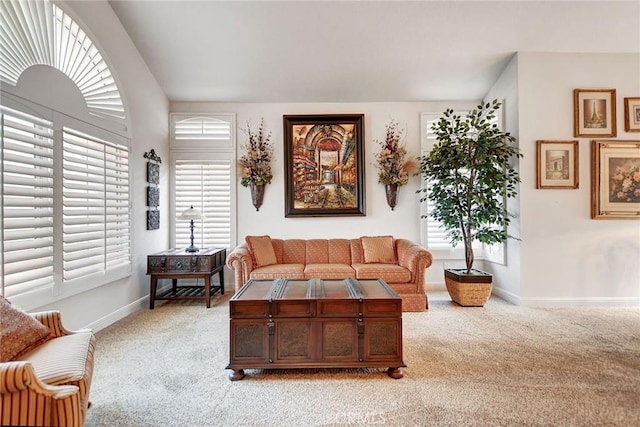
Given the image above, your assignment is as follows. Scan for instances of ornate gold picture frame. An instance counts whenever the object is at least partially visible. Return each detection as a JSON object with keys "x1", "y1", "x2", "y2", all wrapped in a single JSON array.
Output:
[
  {"x1": 591, "y1": 139, "x2": 640, "y2": 219},
  {"x1": 283, "y1": 114, "x2": 365, "y2": 217}
]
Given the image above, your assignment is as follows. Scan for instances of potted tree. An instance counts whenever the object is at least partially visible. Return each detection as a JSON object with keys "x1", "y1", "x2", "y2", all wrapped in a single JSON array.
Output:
[{"x1": 418, "y1": 99, "x2": 521, "y2": 306}]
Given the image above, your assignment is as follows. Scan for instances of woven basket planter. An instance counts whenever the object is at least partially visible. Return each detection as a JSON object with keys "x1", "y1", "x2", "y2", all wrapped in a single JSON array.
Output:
[{"x1": 444, "y1": 269, "x2": 492, "y2": 307}]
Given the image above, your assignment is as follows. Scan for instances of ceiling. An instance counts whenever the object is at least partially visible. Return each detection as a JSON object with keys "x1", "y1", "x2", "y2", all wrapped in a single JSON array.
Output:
[{"x1": 108, "y1": 1, "x2": 640, "y2": 103}]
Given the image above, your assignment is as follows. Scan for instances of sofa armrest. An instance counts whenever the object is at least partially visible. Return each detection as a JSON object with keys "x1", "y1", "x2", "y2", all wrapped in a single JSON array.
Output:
[
  {"x1": 32, "y1": 310, "x2": 89, "y2": 338},
  {"x1": 395, "y1": 239, "x2": 433, "y2": 284},
  {"x1": 226, "y1": 243, "x2": 254, "y2": 291}
]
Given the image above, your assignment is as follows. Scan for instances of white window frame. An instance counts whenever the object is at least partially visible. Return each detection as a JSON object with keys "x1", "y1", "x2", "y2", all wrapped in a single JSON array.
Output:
[{"x1": 169, "y1": 113, "x2": 237, "y2": 251}]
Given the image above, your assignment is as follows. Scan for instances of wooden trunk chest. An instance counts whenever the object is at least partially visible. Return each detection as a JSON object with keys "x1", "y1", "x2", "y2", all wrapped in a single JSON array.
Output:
[{"x1": 226, "y1": 278, "x2": 405, "y2": 380}]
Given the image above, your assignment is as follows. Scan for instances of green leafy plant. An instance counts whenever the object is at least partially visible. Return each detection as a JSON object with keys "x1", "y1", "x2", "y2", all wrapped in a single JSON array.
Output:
[
  {"x1": 238, "y1": 118, "x2": 273, "y2": 187},
  {"x1": 418, "y1": 99, "x2": 522, "y2": 274}
]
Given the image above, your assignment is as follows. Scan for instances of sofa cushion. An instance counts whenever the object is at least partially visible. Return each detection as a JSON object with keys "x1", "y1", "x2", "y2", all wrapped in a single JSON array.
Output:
[
  {"x1": 0, "y1": 296, "x2": 53, "y2": 362},
  {"x1": 361, "y1": 236, "x2": 396, "y2": 264},
  {"x1": 245, "y1": 235, "x2": 277, "y2": 267},
  {"x1": 304, "y1": 263, "x2": 356, "y2": 279},
  {"x1": 352, "y1": 263, "x2": 411, "y2": 283},
  {"x1": 17, "y1": 332, "x2": 93, "y2": 386},
  {"x1": 282, "y1": 239, "x2": 306, "y2": 264},
  {"x1": 19, "y1": 330, "x2": 93, "y2": 385},
  {"x1": 306, "y1": 239, "x2": 329, "y2": 264},
  {"x1": 250, "y1": 264, "x2": 305, "y2": 280},
  {"x1": 328, "y1": 239, "x2": 352, "y2": 264}
]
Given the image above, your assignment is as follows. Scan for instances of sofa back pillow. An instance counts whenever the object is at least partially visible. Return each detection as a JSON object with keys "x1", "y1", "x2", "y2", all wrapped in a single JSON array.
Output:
[
  {"x1": 361, "y1": 235, "x2": 396, "y2": 264},
  {"x1": 245, "y1": 235, "x2": 277, "y2": 268},
  {"x1": 306, "y1": 239, "x2": 329, "y2": 264},
  {"x1": 1, "y1": 296, "x2": 53, "y2": 362}
]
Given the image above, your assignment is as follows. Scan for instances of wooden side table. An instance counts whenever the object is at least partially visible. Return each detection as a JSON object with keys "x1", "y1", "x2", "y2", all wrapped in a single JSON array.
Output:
[{"x1": 146, "y1": 248, "x2": 226, "y2": 309}]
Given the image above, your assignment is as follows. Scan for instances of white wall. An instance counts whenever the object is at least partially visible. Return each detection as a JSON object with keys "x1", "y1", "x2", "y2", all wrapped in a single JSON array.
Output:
[
  {"x1": 502, "y1": 52, "x2": 640, "y2": 306},
  {"x1": 483, "y1": 54, "x2": 523, "y2": 302},
  {"x1": 171, "y1": 101, "x2": 477, "y2": 290},
  {"x1": 24, "y1": 1, "x2": 170, "y2": 330}
]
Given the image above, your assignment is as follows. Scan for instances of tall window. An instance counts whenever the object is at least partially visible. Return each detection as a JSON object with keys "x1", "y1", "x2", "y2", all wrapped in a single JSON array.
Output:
[
  {"x1": 1, "y1": 107, "x2": 55, "y2": 299},
  {"x1": 1, "y1": 105, "x2": 131, "y2": 307},
  {"x1": 62, "y1": 128, "x2": 130, "y2": 281},
  {"x1": 170, "y1": 114, "x2": 236, "y2": 251}
]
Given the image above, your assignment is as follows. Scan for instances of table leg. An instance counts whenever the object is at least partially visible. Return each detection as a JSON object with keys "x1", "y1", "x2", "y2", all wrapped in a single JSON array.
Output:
[
  {"x1": 172, "y1": 278, "x2": 178, "y2": 294},
  {"x1": 204, "y1": 275, "x2": 211, "y2": 308},
  {"x1": 150, "y1": 276, "x2": 157, "y2": 309},
  {"x1": 219, "y1": 269, "x2": 225, "y2": 295}
]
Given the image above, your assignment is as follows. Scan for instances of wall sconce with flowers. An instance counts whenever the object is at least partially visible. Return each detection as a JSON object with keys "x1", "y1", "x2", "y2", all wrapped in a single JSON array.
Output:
[
  {"x1": 374, "y1": 120, "x2": 417, "y2": 210},
  {"x1": 238, "y1": 118, "x2": 273, "y2": 211}
]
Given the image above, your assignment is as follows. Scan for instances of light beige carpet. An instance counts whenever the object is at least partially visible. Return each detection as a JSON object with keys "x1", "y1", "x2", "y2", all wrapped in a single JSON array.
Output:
[{"x1": 85, "y1": 292, "x2": 640, "y2": 427}]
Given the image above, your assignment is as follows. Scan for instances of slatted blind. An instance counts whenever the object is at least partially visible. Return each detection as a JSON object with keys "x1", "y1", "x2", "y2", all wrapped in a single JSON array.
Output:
[
  {"x1": 0, "y1": 0, "x2": 125, "y2": 123},
  {"x1": 174, "y1": 160, "x2": 231, "y2": 250},
  {"x1": 62, "y1": 127, "x2": 130, "y2": 281},
  {"x1": 1, "y1": 107, "x2": 55, "y2": 297},
  {"x1": 420, "y1": 113, "x2": 451, "y2": 249},
  {"x1": 174, "y1": 117, "x2": 232, "y2": 140}
]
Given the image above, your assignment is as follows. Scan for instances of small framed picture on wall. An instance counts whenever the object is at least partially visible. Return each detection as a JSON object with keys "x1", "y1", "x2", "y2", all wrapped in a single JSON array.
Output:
[
  {"x1": 624, "y1": 97, "x2": 640, "y2": 132},
  {"x1": 573, "y1": 89, "x2": 616, "y2": 137},
  {"x1": 536, "y1": 140, "x2": 579, "y2": 189}
]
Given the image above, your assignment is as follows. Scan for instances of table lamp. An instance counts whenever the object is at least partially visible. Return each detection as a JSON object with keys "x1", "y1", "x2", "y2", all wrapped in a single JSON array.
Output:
[{"x1": 180, "y1": 205, "x2": 204, "y2": 253}]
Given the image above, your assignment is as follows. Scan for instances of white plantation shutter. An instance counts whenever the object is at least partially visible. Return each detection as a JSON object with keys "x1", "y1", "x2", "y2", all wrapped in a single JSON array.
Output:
[
  {"x1": 62, "y1": 127, "x2": 130, "y2": 281},
  {"x1": 0, "y1": 0, "x2": 126, "y2": 125},
  {"x1": 173, "y1": 117, "x2": 232, "y2": 141},
  {"x1": 175, "y1": 160, "x2": 231, "y2": 249},
  {"x1": 420, "y1": 113, "x2": 451, "y2": 249},
  {"x1": 1, "y1": 106, "x2": 55, "y2": 297}
]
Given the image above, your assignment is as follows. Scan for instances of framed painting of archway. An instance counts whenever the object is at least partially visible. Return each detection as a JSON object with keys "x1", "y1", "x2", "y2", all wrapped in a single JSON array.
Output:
[{"x1": 283, "y1": 114, "x2": 366, "y2": 217}]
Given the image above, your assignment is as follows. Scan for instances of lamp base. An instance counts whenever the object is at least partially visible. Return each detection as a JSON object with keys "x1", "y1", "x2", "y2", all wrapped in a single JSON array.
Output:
[{"x1": 185, "y1": 245, "x2": 199, "y2": 253}]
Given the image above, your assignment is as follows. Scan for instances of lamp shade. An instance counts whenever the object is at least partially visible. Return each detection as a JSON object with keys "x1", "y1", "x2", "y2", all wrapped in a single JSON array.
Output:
[{"x1": 180, "y1": 205, "x2": 204, "y2": 220}]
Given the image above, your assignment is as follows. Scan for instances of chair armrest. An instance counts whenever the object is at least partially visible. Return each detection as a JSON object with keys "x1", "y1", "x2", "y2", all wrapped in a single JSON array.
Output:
[
  {"x1": 1, "y1": 361, "x2": 82, "y2": 427},
  {"x1": 226, "y1": 243, "x2": 254, "y2": 291},
  {"x1": 0, "y1": 361, "x2": 79, "y2": 398},
  {"x1": 32, "y1": 311, "x2": 89, "y2": 337}
]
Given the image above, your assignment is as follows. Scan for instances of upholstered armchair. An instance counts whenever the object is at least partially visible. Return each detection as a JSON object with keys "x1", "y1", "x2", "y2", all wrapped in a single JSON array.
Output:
[{"x1": 0, "y1": 303, "x2": 96, "y2": 427}]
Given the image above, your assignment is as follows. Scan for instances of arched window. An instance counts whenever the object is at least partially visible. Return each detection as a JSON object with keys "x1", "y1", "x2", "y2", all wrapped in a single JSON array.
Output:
[{"x1": 0, "y1": 0, "x2": 125, "y2": 125}]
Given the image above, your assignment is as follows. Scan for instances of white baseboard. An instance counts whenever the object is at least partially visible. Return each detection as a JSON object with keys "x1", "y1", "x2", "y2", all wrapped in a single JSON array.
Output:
[
  {"x1": 85, "y1": 296, "x2": 148, "y2": 333},
  {"x1": 519, "y1": 296, "x2": 640, "y2": 308},
  {"x1": 491, "y1": 286, "x2": 522, "y2": 305},
  {"x1": 492, "y1": 286, "x2": 639, "y2": 307}
]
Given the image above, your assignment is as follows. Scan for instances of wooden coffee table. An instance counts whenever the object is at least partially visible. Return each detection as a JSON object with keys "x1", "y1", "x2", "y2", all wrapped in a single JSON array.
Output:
[{"x1": 226, "y1": 278, "x2": 405, "y2": 380}]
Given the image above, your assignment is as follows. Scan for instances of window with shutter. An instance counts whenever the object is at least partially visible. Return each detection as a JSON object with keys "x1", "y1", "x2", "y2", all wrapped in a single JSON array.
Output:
[
  {"x1": 62, "y1": 128, "x2": 130, "y2": 282},
  {"x1": 170, "y1": 114, "x2": 236, "y2": 252},
  {"x1": 1, "y1": 106, "x2": 55, "y2": 298},
  {"x1": 174, "y1": 160, "x2": 232, "y2": 249}
]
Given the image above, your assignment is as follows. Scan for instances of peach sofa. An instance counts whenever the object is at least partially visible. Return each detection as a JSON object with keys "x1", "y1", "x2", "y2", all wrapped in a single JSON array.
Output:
[{"x1": 226, "y1": 236, "x2": 433, "y2": 311}]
